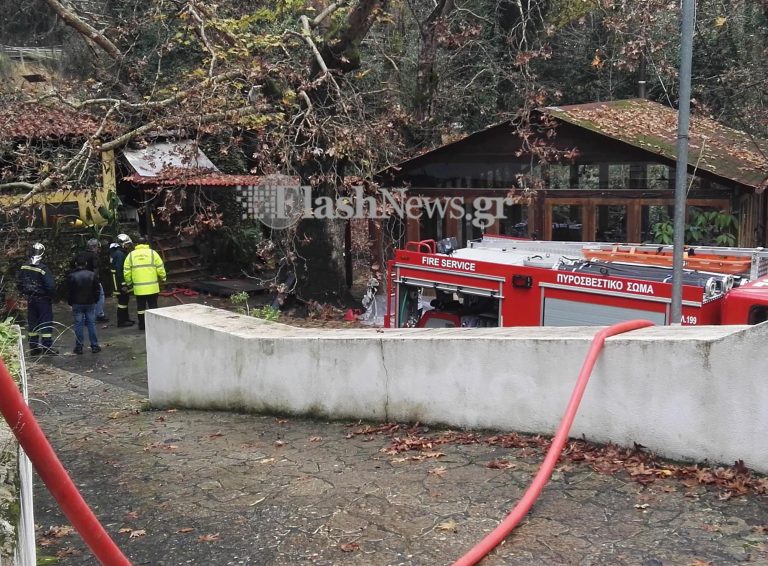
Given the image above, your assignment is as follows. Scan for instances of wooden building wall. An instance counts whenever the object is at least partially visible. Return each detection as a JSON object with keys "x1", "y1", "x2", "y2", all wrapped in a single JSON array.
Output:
[{"x1": 383, "y1": 121, "x2": 766, "y2": 248}]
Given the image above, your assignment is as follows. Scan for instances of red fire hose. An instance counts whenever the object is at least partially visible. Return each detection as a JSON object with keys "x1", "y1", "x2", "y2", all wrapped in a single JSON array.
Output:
[
  {"x1": 452, "y1": 319, "x2": 654, "y2": 566},
  {"x1": 159, "y1": 286, "x2": 200, "y2": 304},
  {"x1": 0, "y1": 357, "x2": 132, "y2": 565}
]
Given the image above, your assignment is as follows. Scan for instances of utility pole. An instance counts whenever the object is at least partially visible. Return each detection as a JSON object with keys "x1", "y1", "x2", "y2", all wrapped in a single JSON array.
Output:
[{"x1": 671, "y1": 0, "x2": 696, "y2": 325}]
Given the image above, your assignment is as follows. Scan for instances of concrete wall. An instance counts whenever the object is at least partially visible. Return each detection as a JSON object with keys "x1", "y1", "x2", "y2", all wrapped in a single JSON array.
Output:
[{"x1": 147, "y1": 305, "x2": 768, "y2": 472}]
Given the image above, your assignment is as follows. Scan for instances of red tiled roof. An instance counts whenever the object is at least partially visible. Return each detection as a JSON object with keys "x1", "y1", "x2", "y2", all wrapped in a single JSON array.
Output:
[
  {"x1": 0, "y1": 102, "x2": 105, "y2": 140},
  {"x1": 124, "y1": 167, "x2": 261, "y2": 187}
]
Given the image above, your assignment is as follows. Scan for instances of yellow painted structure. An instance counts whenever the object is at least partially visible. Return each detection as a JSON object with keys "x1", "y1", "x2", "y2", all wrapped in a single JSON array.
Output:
[{"x1": 0, "y1": 150, "x2": 116, "y2": 226}]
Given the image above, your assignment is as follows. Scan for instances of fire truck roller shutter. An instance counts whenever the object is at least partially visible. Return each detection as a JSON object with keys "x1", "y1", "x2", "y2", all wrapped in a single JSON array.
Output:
[{"x1": 542, "y1": 297, "x2": 667, "y2": 327}]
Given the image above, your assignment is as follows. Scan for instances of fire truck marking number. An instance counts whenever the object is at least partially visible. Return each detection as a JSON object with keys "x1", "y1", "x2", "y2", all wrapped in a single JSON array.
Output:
[
  {"x1": 682, "y1": 315, "x2": 698, "y2": 325},
  {"x1": 421, "y1": 256, "x2": 476, "y2": 272}
]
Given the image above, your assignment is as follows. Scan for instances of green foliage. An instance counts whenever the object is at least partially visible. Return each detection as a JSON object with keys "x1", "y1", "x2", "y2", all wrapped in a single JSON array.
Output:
[
  {"x1": 230, "y1": 292, "x2": 279, "y2": 321},
  {"x1": 252, "y1": 305, "x2": 280, "y2": 321},
  {"x1": 0, "y1": 319, "x2": 20, "y2": 383},
  {"x1": 230, "y1": 290, "x2": 251, "y2": 315},
  {"x1": 651, "y1": 208, "x2": 738, "y2": 246}
]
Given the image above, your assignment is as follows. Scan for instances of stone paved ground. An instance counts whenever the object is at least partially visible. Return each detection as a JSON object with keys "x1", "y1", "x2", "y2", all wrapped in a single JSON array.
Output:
[{"x1": 22, "y1": 297, "x2": 768, "y2": 565}]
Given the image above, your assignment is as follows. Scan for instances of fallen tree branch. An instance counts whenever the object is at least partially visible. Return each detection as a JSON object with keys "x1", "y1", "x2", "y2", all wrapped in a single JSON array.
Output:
[{"x1": 44, "y1": 0, "x2": 123, "y2": 61}]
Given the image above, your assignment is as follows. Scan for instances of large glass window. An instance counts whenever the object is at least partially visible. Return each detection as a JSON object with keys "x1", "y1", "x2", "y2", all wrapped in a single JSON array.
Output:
[
  {"x1": 608, "y1": 164, "x2": 630, "y2": 189},
  {"x1": 552, "y1": 204, "x2": 583, "y2": 240},
  {"x1": 595, "y1": 205, "x2": 627, "y2": 242},
  {"x1": 499, "y1": 204, "x2": 529, "y2": 237},
  {"x1": 647, "y1": 164, "x2": 671, "y2": 190},
  {"x1": 641, "y1": 205, "x2": 672, "y2": 242},
  {"x1": 548, "y1": 164, "x2": 571, "y2": 189},
  {"x1": 578, "y1": 165, "x2": 600, "y2": 190}
]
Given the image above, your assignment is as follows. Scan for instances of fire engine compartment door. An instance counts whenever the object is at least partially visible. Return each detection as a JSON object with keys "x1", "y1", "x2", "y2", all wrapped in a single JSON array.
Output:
[
  {"x1": 542, "y1": 296, "x2": 667, "y2": 326},
  {"x1": 398, "y1": 278, "x2": 500, "y2": 297},
  {"x1": 395, "y1": 266, "x2": 505, "y2": 299},
  {"x1": 394, "y1": 266, "x2": 505, "y2": 326}
]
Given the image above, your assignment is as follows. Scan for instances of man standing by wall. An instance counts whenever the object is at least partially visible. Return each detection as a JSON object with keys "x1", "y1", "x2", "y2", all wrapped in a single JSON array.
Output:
[
  {"x1": 67, "y1": 256, "x2": 101, "y2": 354},
  {"x1": 16, "y1": 243, "x2": 57, "y2": 355},
  {"x1": 123, "y1": 236, "x2": 166, "y2": 331},
  {"x1": 110, "y1": 234, "x2": 136, "y2": 327}
]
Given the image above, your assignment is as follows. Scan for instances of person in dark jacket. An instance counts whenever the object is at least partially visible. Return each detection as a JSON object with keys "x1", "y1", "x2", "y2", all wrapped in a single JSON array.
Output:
[
  {"x1": 109, "y1": 234, "x2": 136, "y2": 327},
  {"x1": 72, "y1": 238, "x2": 108, "y2": 322},
  {"x1": 16, "y1": 242, "x2": 57, "y2": 355},
  {"x1": 67, "y1": 256, "x2": 101, "y2": 354}
]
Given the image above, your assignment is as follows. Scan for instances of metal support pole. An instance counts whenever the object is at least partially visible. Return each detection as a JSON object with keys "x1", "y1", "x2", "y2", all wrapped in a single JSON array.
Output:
[{"x1": 671, "y1": 0, "x2": 696, "y2": 325}]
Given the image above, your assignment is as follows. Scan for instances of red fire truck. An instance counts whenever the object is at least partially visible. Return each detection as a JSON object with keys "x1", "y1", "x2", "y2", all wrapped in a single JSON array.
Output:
[{"x1": 384, "y1": 236, "x2": 768, "y2": 328}]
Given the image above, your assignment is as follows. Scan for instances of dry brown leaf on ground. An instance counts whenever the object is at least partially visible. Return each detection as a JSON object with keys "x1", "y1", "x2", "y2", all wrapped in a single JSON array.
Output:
[
  {"x1": 46, "y1": 525, "x2": 75, "y2": 538},
  {"x1": 429, "y1": 466, "x2": 447, "y2": 477},
  {"x1": 118, "y1": 528, "x2": 132, "y2": 534},
  {"x1": 198, "y1": 533, "x2": 221, "y2": 542},
  {"x1": 339, "y1": 542, "x2": 360, "y2": 552},
  {"x1": 178, "y1": 527, "x2": 195, "y2": 533},
  {"x1": 436, "y1": 520, "x2": 458, "y2": 532},
  {"x1": 129, "y1": 529, "x2": 146, "y2": 538},
  {"x1": 55, "y1": 548, "x2": 82, "y2": 558},
  {"x1": 274, "y1": 440, "x2": 285, "y2": 447},
  {"x1": 486, "y1": 459, "x2": 516, "y2": 470},
  {"x1": 207, "y1": 431, "x2": 224, "y2": 439},
  {"x1": 688, "y1": 560, "x2": 713, "y2": 566}
]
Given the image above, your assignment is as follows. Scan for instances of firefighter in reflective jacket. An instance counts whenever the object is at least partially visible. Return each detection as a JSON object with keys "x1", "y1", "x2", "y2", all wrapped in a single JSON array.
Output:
[
  {"x1": 123, "y1": 237, "x2": 166, "y2": 331},
  {"x1": 16, "y1": 242, "x2": 57, "y2": 355}
]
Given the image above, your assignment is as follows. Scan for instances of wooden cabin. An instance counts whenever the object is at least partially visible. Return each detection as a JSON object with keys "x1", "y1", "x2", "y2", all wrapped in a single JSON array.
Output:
[{"x1": 378, "y1": 99, "x2": 768, "y2": 248}]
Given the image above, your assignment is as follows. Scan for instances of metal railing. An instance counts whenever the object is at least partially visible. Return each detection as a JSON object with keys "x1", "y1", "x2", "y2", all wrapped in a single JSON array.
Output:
[{"x1": 0, "y1": 45, "x2": 63, "y2": 62}]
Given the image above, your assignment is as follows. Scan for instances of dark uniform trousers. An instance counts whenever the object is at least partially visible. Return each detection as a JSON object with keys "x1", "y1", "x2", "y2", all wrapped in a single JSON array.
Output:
[
  {"x1": 111, "y1": 267, "x2": 132, "y2": 324},
  {"x1": 135, "y1": 294, "x2": 158, "y2": 330},
  {"x1": 28, "y1": 297, "x2": 54, "y2": 349}
]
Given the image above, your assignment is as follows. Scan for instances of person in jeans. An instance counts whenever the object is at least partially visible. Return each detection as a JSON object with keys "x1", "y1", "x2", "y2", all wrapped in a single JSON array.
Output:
[
  {"x1": 67, "y1": 257, "x2": 102, "y2": 354},
  {"x1": 72, "y1": 238, "x2": 109, "y2": 322}
]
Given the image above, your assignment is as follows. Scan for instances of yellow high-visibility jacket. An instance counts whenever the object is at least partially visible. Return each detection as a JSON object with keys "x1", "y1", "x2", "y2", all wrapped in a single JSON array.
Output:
[{"x1": 124, "y1": 244, "x2": 166, "y2": 295}]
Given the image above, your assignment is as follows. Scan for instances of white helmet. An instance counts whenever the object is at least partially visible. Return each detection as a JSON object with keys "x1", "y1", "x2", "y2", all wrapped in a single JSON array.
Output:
[
  {"x1": 117, "y1": 234, "x2": 133, "y2": 248},
  {"x1": 30, "y1": 242, "x2": 45, "y2": 265}
]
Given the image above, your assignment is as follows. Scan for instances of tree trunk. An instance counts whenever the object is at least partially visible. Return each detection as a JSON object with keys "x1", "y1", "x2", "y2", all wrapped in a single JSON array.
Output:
[
  {"x1": 296, "y1": 217, "x2": 350, "y2": 301},
  {"x1": 414, "y1": 0, "x2": 455, "y2": 123},
  {"x1": 296, "y1": 0, "x2": 390, "y2": 302}
]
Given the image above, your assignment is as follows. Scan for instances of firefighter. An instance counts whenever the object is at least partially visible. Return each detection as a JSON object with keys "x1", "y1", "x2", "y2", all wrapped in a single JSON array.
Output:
[
  {"x1": 123, "y1": 236, "x2": 166, "y2": 331},
  {"x1": 110, "y1": 234, "x2": 136, "y2": 327},
  {"x1": 16, "y1": 242, "x2": 57, "y2": 355},
  {"x1": 71, "y1": 238, "x2": 108, "y2": 322}
]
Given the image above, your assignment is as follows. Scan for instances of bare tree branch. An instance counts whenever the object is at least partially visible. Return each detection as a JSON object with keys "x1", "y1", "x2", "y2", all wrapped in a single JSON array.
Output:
[{"x1": 44, "y1": 0, "x2": 123, "y2": 61}]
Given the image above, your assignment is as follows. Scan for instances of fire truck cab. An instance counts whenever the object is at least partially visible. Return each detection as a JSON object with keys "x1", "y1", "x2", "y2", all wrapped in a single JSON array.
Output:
[{"x1": 385, "y1": 236, "x2": 768, "y2": 328}]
